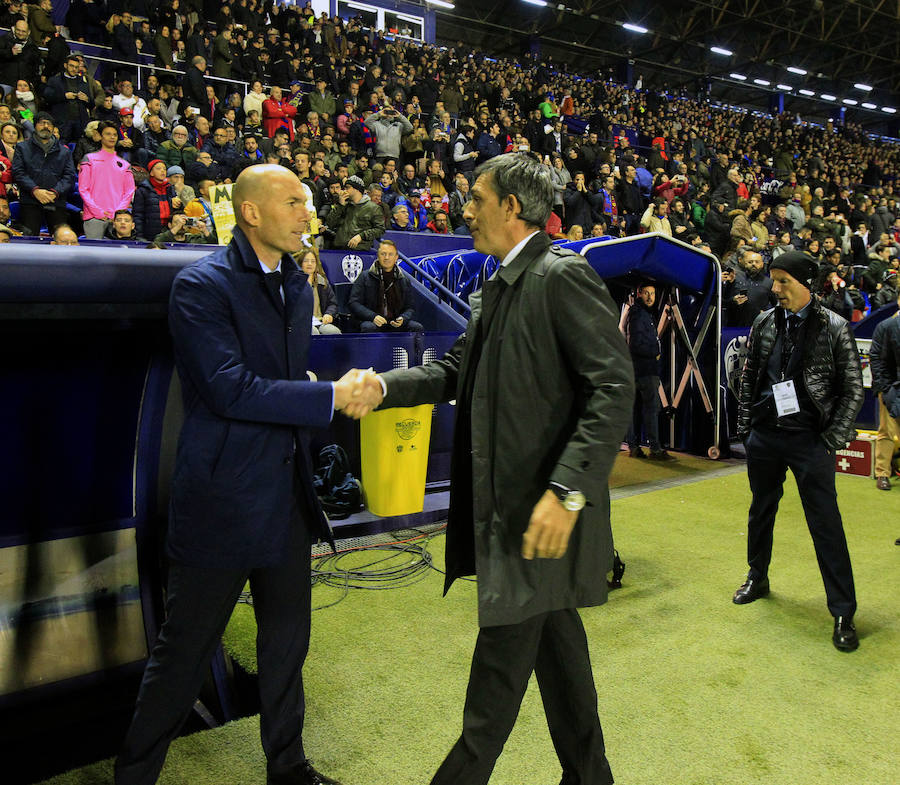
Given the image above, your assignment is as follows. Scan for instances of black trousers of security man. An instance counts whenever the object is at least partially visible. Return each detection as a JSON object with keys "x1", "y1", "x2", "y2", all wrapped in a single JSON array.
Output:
[{"x1": 745, "y1": 427, "x2": 856, "y2": 618}]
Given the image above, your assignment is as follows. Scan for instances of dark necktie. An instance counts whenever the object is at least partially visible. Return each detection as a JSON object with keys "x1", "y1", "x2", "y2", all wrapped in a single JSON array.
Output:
[{"x1": 264, "y1": 270, "x2": 284, "y2": 311}]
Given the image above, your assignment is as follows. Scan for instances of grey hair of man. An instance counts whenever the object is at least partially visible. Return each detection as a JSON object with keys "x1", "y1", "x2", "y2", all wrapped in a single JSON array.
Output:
[{"x1": 474, "y1": 153, "x2": 553, "y2": 229}]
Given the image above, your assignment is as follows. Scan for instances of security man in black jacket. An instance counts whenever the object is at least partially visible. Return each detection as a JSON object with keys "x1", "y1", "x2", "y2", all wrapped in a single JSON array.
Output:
[{"x1": 733, "y1": 251, "x2": 864, "y2": 651}]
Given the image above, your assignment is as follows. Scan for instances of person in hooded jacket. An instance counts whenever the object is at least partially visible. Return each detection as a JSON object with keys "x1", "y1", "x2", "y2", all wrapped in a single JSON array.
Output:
[{"x1": 325, "y1": 174, "x2": 385, "y2": 250}]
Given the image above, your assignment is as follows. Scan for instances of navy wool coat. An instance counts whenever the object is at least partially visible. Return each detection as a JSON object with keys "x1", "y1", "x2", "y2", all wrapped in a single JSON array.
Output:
[{"x1": 167, "y1": 225, "x2": 335, "y2": 569}]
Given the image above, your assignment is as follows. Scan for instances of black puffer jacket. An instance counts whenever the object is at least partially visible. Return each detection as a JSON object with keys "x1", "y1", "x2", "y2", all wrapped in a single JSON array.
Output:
[{"x1": 737, "y1": 299, "x2": 864, "y2": 449}]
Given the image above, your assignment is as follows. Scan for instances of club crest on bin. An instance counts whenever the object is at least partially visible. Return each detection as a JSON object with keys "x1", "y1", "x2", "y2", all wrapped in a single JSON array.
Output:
[{"x1": 395, "y1": 418, "x2": 421, "y2": 440}]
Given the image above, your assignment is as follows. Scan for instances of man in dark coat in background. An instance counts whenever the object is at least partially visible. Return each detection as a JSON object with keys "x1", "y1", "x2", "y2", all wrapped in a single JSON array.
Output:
[
  {"x1": 625, "y1": 284, "x2": 672, "y2": 460},
  {"x1": 347, "y1": 153, "x2": 634, "y2": 785},
  {"x1": 114, "y1": 166, "x2": 358, "y2": 785}
]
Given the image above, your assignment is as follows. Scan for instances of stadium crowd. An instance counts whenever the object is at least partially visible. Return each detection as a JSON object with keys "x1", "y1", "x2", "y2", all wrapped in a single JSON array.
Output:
[{"x1": 0, "y1": 0, "x2": 898, "y2": 320}]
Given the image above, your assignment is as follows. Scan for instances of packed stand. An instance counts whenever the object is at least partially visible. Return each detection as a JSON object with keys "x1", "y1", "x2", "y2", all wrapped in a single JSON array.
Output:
[{"x1": 0, "y1": 0, "x2": 898, "y2": 319}]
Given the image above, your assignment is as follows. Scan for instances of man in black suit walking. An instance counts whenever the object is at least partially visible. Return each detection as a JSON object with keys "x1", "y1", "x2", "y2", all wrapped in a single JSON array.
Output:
[{"x1": 348, "y1": 153, "x2": 634, "y2": 784}]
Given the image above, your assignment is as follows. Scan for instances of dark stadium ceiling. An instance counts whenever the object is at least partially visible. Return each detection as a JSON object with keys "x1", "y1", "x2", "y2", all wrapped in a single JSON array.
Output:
[{"x1": 425, "y1": 0, "x2": 899, "y2": 129}]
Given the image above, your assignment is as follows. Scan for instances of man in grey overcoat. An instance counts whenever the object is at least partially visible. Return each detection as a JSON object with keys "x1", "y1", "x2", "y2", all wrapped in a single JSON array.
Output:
[{"x1": 348, "y1": 153, "x2": 634, "y2": 784}]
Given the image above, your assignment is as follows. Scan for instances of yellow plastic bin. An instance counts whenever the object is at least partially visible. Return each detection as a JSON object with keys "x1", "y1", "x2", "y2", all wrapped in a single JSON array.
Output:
[{"x1": 359, "y1": 404, "x2": 433, "y2": 516}]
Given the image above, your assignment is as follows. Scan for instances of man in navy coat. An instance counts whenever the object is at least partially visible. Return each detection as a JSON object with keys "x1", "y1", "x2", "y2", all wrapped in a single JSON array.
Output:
[{"x1": 115, "y1": 165, "x2": 363, "y2": 785}]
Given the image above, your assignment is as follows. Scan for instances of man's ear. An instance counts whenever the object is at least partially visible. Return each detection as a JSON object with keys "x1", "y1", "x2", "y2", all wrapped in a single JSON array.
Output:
[
  {"x1": 240, "y1": 200, "x2": 260, "y2": 227},
  {"x1": 506, "y1": 193, "x2": 522, "y2": 221}
]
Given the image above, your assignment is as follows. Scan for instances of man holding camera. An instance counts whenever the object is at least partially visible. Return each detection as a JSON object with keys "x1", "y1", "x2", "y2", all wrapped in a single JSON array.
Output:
[
  {"x1": 152, "y1": 211, "x2": 215, "y2": 245},
  {"x1": 733, "y1": 252, "x2": 864, "y2": 652},
  {"x1": 364, "y1": 106, "x2": 413, "y2": 165}
]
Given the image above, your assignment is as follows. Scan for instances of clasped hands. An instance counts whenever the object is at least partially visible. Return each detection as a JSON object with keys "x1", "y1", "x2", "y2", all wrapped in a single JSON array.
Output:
[{"x1": 333, "y1": 368, "x2": 384, "y2": 419}]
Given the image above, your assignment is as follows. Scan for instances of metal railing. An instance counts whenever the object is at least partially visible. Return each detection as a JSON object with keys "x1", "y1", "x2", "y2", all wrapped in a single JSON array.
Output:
[{"x1": 398, "y1": 250, "x2": 471, "y2": 318}]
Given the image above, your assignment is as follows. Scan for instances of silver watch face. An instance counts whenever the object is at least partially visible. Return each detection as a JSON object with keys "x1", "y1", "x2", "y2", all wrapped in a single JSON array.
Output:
[{"x1": 563, "y1": 491, "x2": 586, "y2": 512}]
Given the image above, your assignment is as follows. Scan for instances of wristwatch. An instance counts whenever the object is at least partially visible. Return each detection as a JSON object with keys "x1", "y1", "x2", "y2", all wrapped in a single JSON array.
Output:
[{"x1": 548, "y1": 482, "x2": 587, "y2": 512}]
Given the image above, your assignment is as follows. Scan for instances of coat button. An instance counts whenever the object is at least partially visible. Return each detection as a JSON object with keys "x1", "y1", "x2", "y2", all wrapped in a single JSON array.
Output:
[
  {"x1": 287, "y1": 325, "x2": 293, "y2": 332},
  {"x1": 283, "y1": 456, "x2": 293, "y2": 464}
]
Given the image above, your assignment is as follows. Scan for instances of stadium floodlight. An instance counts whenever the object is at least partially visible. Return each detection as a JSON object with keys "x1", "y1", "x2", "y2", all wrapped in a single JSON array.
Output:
[
  {"x1": 842, "y1": 98, "x2": 858, "y2": 106},
  {"x1": 426, "y1": 0, "x2": 455, "y2": 7},
  {"x1": 854, "y1": 83, "x2": 873, "y2": 91},
  {"x1": 729, "y1": 73, "x2": 747, "y2": 80},
  {"x1": 820, "y1": 94, "x2": 836, "y2": 101},
  {"x1": 753, "y1": 78, "x2": 770, "y2": 86},
  {"x1": 622, "y1": 23, "x2": 649, "y2": 33},
  {"x1": 883, "y1": 107, "x2": 897, "y2": 114},
  {"x1": 522, "y1": 0, "x2": 549, "y2": 6},
  {"x1": 786, "y1": 66, "x2": 807, "y2": 75},
  {"x1": 862, "y1": 102, "x2": 877, "y2": 110},
  {"x1": 710, "y1": 46, "x2": 733, "y2": 56},
  {"x1": 776, "y1": 84, "x2": 793, "y2": 91},
  {"x1": 799, "y1": 89, "x2": 815, "y2": 96}
]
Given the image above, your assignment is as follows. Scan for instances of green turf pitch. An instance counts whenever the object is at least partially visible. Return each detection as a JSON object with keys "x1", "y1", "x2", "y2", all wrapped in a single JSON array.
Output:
[{"x1": 40, "y1": 471, "x2": 899, "y2": 785}]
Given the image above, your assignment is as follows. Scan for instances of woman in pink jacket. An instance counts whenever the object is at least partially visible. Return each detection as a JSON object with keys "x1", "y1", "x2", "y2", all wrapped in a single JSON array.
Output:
[{"x1": 79, "y1": 121, "x2": 136, "y2": 239}]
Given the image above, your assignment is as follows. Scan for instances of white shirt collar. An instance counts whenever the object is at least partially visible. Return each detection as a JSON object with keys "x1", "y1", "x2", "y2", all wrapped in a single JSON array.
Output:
[
  {"x1": 500, "y1": 230, "x2": 540, "y2": 267},
  {"x1": 259, "y1": 259, "x2": 283, "y2": 274}
]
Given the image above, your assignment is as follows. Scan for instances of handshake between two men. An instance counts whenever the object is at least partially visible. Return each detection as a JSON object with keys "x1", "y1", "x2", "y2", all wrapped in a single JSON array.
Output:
[{"x1": 332, "y1": 368, "x2": 386, "y2": 419}]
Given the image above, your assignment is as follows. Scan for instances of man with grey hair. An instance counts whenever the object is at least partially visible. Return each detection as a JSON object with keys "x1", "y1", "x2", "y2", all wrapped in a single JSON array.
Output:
[{"x1": 346, "y1": 153, "x2": 634, "y2": 784}]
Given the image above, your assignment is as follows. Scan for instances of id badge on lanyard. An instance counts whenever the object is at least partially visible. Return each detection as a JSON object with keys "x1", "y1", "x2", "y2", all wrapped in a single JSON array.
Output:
[{"x1": 772, "y1": 379, "x2": 800, "y2": 417}]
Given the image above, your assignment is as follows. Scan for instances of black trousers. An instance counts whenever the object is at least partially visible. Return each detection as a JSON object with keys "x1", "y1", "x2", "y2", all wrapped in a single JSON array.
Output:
[
  {"x1": 745, "y1": 427, "x2": 856, "y2": 618},
  {"x1": 19, "y1": 202, "x2": 69, "y2": 236},
  {"x1": 430, "y1": 608, "x2": 613, "y2": 785},
  {"x1": 115, "y1": 507, "x2": 312, "y2": 785}
]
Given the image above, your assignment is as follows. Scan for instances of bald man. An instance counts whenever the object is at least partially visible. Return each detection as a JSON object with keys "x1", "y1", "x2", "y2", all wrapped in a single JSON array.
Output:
[{"x1": 116, "y1": 166, "x2": 356, "y2": 785}]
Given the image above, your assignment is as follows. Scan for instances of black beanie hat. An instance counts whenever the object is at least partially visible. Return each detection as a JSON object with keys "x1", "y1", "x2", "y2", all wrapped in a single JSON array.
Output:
[{"x1": 769, "y1": 250, "x2": 817, "y2": 290}]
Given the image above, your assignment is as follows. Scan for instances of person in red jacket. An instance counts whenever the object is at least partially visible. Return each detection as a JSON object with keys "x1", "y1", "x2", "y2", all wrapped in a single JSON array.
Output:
[{"x1": 262, "y1": 86, "x2": 297, "y2": 141}]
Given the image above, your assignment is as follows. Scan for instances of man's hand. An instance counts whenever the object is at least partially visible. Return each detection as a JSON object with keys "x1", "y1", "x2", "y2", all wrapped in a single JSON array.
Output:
[
  {"x1": 34, "y1": 188, "x2": 57, "y2": 205},
  {"x1": 522, "y1": 490, "x2": 579, "y2": 560},
  {"x1": 333, "y1": 368, "x2": 370, "y2": 411},
  {"x1": 389, "y1": 317, "x2": 404, "y2": 327},
  {"x1": 372, "y1": 315, "x2": 387, "y2": 327},
  {"x1": 334, "y1": 369, "x2": 384, "y2": 419},
  {"x1": 347, "y1": 233, "x2": 362, "y2": 248},
  {"x1": 321, "y1": 314, "x2": 334, "y2": 325},
  {"x1": 733, "y1": 294, "x2": 748, "y2": 305}
]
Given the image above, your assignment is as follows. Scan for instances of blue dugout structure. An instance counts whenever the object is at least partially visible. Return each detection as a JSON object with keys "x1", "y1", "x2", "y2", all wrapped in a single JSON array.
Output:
[{"x1": 403, "y1": 232, "x2": 725, "y2": 457}]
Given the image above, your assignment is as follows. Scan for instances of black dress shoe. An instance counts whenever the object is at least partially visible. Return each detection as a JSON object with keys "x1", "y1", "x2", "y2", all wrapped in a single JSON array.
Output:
[
  {"x1": 647, "y1": 449, "x2": 675, "y2": 461},
  {"x1": 732, "y1": 576, "x2": 770, "y2": 604},
  {"x1": 629, "y1": 446, "x2": 646, "y2": 458},
  {"x1": 832, "y1": 616, "x2": 859, "y2": 652},
  {"x1": 268, "y1": 760, "x2": 342, "y2": 785}
]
